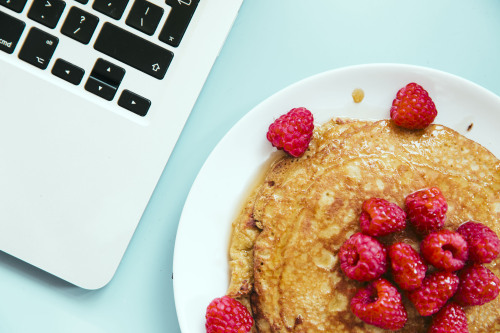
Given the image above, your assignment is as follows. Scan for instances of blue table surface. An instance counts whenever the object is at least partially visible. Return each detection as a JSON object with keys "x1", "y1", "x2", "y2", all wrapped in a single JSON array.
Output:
[{"x1": 1, "y1": 1, "x2": 499, "y2": 332}]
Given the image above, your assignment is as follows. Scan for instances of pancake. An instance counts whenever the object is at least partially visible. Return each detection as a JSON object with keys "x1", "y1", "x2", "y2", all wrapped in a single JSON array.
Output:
[{"x1": 227, "y1": 118, "x2": 500, "y2": 332}]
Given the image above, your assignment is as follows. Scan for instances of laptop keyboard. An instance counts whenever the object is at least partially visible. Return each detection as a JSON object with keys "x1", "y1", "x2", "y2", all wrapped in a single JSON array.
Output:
[{"x1": 0, "y1": 0, "x2": 199, "y2": 117}]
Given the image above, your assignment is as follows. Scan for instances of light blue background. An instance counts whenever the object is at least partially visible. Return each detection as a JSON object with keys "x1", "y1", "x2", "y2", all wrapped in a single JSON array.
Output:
[{"x1": 1, "y1": 1, "x2": 499, "y2": 332}]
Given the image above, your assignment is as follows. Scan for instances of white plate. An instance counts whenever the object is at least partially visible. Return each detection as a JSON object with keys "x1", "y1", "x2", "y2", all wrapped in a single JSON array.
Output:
[{"x1": 173, "y1": 64, "x2": 500, "y2": 332}]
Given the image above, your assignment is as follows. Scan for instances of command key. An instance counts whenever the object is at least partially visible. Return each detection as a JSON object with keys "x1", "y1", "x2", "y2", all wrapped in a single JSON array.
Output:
[{"x1": 0, "y1": 11, "x2": 26, "y2": 54}]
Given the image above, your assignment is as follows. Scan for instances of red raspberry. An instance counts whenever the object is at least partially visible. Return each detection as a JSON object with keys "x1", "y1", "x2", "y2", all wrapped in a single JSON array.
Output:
[
  {"x1": 388, "y1": 242, "x2": 427, "y2": 291},
  {"x1": 205, "y1": 296, "x2": 253, "y2": 333},
  {"x1": 454, "y1": 264, "x2": 500, "y2": 306},
  {"x1": 339, "y1": 232, "x2": 387, "y2": 281},
  {"x1": 428, "y1": 303, "x2": 469, "y2": 333},
  {"x1": 457, "y1": 221, "x2": 500, "y2": 264},
  {"x1": 359, "y1": 198, "x2": 406, "y2": 237},
  {"x1": 350, "y1": 278, "x2": 407, "y2": 330},
  {"x1": 390, "y1": 82, "x2": 437, "y2": 129},
  {"x1": 407, "y1": 271, "x2": 459, "y2": 316},
  {"x1": 266, "y1": 107, "x2": 314, "y2": 157},
  {"x1": 405, "y1": 187, "x2": 448, "y2": 234},
  {"x1": 420, "y1": 230, "x2": 468, "y2": 272}
]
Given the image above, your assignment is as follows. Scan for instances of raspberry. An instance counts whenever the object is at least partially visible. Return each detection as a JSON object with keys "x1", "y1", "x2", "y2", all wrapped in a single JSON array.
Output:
[
  {"x1": 428, "y1": 303, "x2": 469, "y2": 333},
  {"x1": 390, "y1": 82, "x2": 437, "y2": 129},
  {"x1": 454, "y1": 264, "x2": 500, "y2": 306},
  {"x1": 350, "y1": 278, "x2": 407, "y2": 330},
  {"x1": 407, "y1": 271, "x2": 459, "y2": 316},
  {"x1": 339, "y1": 232, "x2": 387, "y2": 281},
  {"x1": 266, "y1": 107, "x2": 314, "y2": 157},
  {"x1": 420, "y1": 230, "x2": 468, "y2": 271},
  {"x1": 405, "y1": 187, "x2": 448, "y2": 234},
  {"x1": 457, "y1": 221, "x2": 500, "y2": 264},
  {"x1": 205, "y1": 296, "x2": 253, "y2": 333},
  {"x1": 359, "y1": 198, "x2": 406, "y2": 237},
  {"x1": 388, "y1": 242, "x2": 427, "y2": 291}
]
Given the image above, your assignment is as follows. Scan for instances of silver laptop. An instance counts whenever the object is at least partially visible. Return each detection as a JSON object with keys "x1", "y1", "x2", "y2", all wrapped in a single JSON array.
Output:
[{"x1": 0, "y1": 0, "x2": 243, "y2": 289}]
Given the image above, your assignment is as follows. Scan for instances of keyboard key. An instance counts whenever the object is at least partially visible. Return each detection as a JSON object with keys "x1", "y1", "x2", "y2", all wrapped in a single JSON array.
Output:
[
  {"x1": 52, "y1": 58, "x2": 85, "y2": 85},
  {"x1": 159, "y1": 0, "x2": 198, "y2": 47},
  {"x1": 84, "y1": 58, "x2": 124, "y2": 100},
  {"x1": 92, "y1": 0, "x2": 128, "y2": 20},
  {"x1": 27, "y1": 0, "x2": 66, "y2": 29},
  {"x1": 126, "y1": 0, "x2": 164, "y2": 36},
  {"x1": 94, "y1": 23, "x2": 173, "y2": 79},
  {"x1": 18, "y1": 27, "x2": 58, "y2": 69},
  {"x1": 61, "y1": 7, "x2": 99, "y2": 44},
  {"x1": 91, "y1": 58, "x2": 125, "y2": 87},
  {"x1": 0, "y1": 11, "x2": 26, "y2": 54},
  {"x1": 85, "y1": 77, "x2": 117, "y2": 100},
  {"x1": 118, "y1": 90, "x2": 151, "y2": 116},
  {"x1": 0, "y1": 0, "x2": 28, "y2": 13}
]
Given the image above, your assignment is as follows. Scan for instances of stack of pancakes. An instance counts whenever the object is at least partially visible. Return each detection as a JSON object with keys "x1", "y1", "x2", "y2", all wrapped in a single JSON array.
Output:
[{"x1": 227, "y1": 118, "x2": 500, "y2": 332}]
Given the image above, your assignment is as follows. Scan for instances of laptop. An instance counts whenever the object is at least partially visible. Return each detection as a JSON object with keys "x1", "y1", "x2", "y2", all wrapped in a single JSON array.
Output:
[{"x1": 0, "y1": 0, "x2": 243, "y2": 289}]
